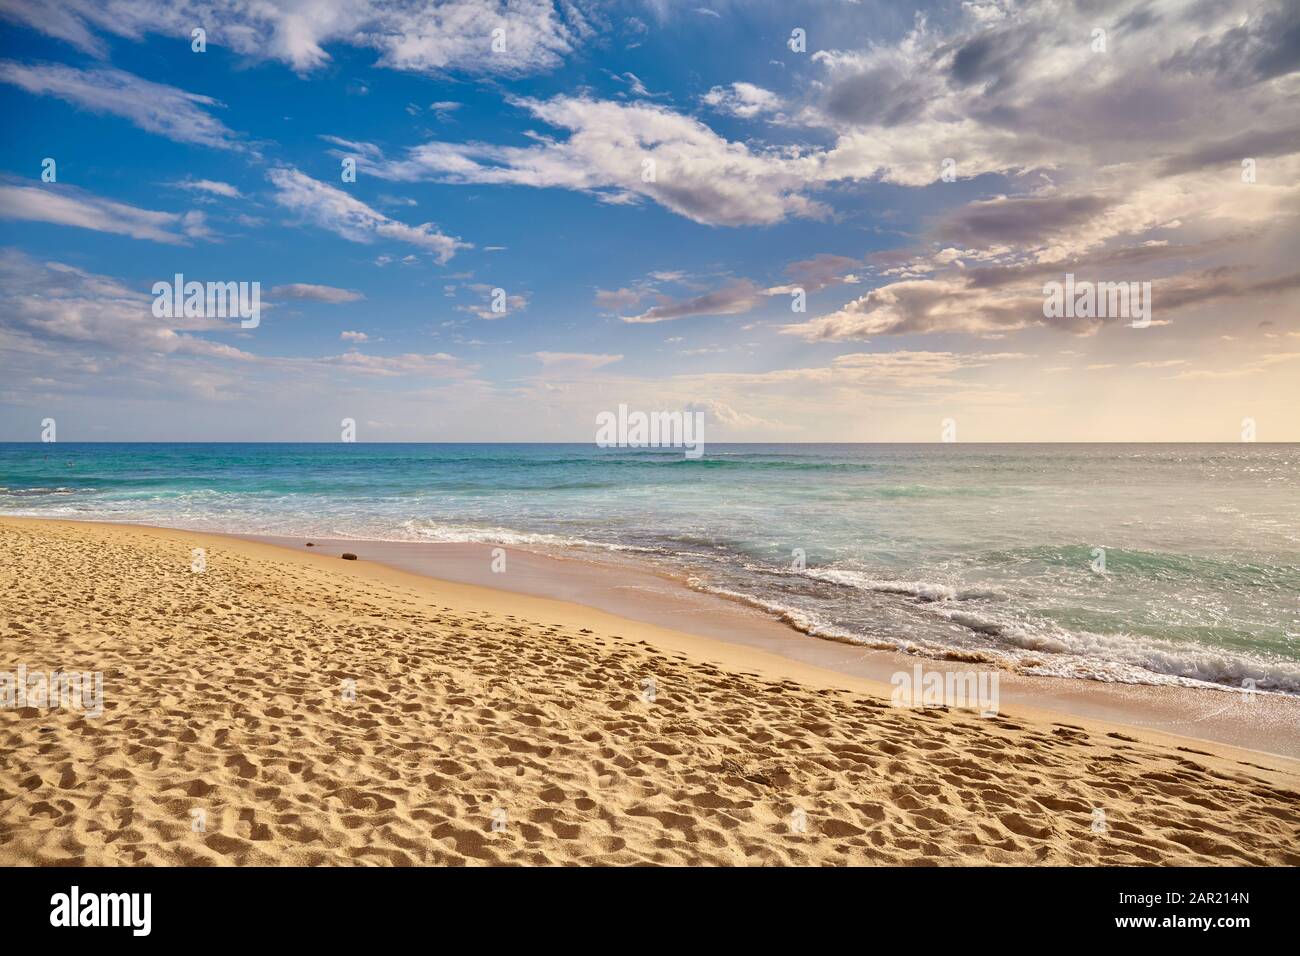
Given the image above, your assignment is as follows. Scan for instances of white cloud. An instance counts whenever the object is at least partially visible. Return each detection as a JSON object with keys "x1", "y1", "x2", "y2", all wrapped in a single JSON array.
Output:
[
  {"x1": 0, "y1": 182, "x2": 210, "y2": 244},
  {"x1": 0, "y1": 249, "x2": 250, "y2": 355},
  {"x1": 1133, "y1": 359, "x2": 1187, "y2": 369},
  {"x1": 0, "y1": 61, "x2": 245, "y2": 150},
  {"x1": 608, "y1": 70, "x2": 656, "y2": 98},
  {"x1": 369, "y1": 95, "x2": 831, "y2": 227},
  {"x1": 267, "y1": 167, "x2": 468, "y2": 262},
  {"x1": 339, "y1": 1, "x2": 1300, "y2": 243},
  {"x1": 321, "y1": 350, "x2": 469, "y2": 377},
  {"x1": 769, "y1": 0, "x2": 1300, "y2": 342},
  {"x1": 769, "y1": 253, "x2": 862, "y2": 294},
  {"x1": 456, "y1": 284, "x2": 528, "y2": 319},
  {"x1": 530, "y1": 351, "x2": 622, "y2": 370},
  {"x1": 319, "y1": 135, "x2": 385, "y2": 162},
  {"x1": 622, "y1": 279, "x2": 765, "y2": 323},
  {"x1": 781, "y1": 275, "x2": 1041, "y2": 340},
  {"x1": 1, "y1": 0, "x2": 591, "y2": 76},
  {"x1": 174, "y1": 179, "x2": 243, "y2": 199},
  {"x1": 702, "y1": 82, "x2": 780, "y2": 119},
  {"x1": 594, "y1": 287, "x2": 644, "y2": 310},
  {"x1": 803, "y1": 1, "x2": 1300, "y2": 189},
  {"x1": 683, "y1": 399, "x2": 774, "y2": 431},
  {"x1": 270, "y1": 284, "x2": 365, "y2": 304},
  {"x1": 0, "y1": 250, "x2": 485, "y2": 416}
]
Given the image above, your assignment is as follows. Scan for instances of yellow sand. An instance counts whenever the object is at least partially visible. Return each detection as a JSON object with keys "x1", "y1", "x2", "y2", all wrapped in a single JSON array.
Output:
[{"x1": 1, "y1": 517, "x2": 1297, "y2": 866}]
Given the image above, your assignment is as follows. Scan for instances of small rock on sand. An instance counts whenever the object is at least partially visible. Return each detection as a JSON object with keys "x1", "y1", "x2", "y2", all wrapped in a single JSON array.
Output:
[{"x1": 341, "y1": 553, "x2": 358, "y2": 560}]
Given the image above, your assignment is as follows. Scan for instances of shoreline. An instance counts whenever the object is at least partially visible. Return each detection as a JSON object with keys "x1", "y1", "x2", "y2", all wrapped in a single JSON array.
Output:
[
  {"x1": 239, "y1": 531, "x2": 1300, "y2": 760},
  {"x1": 3, "y1": 515, "x2": 1298, "y2": 865},
  {"x1": 6, "y1": 514, "x2": 1298, "y2": 759}
]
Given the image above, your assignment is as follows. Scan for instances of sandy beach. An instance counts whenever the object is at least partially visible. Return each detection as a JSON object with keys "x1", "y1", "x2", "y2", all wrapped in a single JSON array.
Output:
[
  {"x1": 248, "y1": 532, "x2": 1300, "y2": 758},
  {"x1": 2, "y1": 516, "x2": 1298, "y2": 866}
]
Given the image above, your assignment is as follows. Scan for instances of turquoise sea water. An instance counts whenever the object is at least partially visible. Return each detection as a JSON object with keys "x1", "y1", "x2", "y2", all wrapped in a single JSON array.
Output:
[{"x1": 2, "y1": 442, "x2": 1298, "y2": 694}]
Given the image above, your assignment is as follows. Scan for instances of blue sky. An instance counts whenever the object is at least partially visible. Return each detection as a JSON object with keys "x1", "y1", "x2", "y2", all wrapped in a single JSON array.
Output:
[{"x1": 1, "y1": 0, "x2": 1298, "y2": 441}]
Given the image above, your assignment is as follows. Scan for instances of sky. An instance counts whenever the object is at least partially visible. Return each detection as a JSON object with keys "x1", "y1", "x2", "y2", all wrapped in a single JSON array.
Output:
[{"x1": 0, "y1": 0, "x2": 1297, "y2": 442}]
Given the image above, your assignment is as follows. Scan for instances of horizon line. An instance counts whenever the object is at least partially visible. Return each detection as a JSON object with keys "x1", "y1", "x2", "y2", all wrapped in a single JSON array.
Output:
[{"x1": 4, "y1": 440, "x2": 1297, "y2": 447}]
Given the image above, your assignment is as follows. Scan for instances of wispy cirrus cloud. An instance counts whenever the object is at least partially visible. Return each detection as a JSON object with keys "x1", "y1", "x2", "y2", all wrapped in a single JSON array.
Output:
[
  {"x1": 173, "y1": 179, "x2": 243, "y2": 199},
  {"x1": 269, "y1": 284, "x2": 365, "y2": 304},
  {"x1": 530, "y1": 351, "x2": 622, "y2": 370},
  {"x1": 621, "y1": 279, "x2": 766, "y2": 323},
  {"x1": 266, "y1": 167, "x2": 468, "y2": 262},
  {"x1": 0, "y1": 0, "x2": 593, "y2": 76},
  {"x1": 0, "y1": 61, "x2": 246, "y2": 151},
  {"x1": 0, "y1": 181, "x2": 210, "y2": 243},
  {"x1": 594, "y1": 286, "x2": 645, "y2": 311},
  {"x1": 319, "y1": 350, "x2": 470, "y2": 377}
]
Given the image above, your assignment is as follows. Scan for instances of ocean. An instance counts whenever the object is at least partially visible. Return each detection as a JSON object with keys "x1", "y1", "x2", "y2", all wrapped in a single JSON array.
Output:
[{"x1": 3, "y1": 442, "x2": 1297, "y2": 694}]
